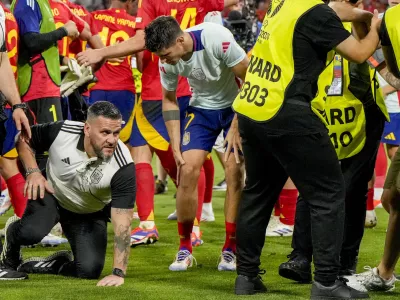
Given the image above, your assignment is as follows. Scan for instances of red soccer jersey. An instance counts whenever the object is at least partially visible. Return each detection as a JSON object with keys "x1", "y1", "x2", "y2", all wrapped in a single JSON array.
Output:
[
  {"x1": 50, "y1": 0, "x2": 85, "y2": 57},
  {"x1": 135, "y1": 0, "x2": 224, "y2": 100},
  {"x1": 90, "y1": 8, "x2": 136, "y2": 93},
  {"x1": 67, "y1": 1, "x2": 99, "y2": 56},
  {"x1": 0, "y1": 3, "x2": 19, "y2": 79}
]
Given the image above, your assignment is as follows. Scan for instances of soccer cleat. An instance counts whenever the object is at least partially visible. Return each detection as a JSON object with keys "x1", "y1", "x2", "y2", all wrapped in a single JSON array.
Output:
[
  {"x1": 191, "y1": 232, "x2": 204, "y2": 247},
  {"x1": 167, "y1": 210, "x2": 177, "y2": 220},
  {"x1": 130, "y1": 226, "x2": 159, "y2": 247},
  {"x1": 155, "y1": 179, "x2": 168, "y2": 194},
  {"x1": 218, "y1": 250, "x2": 236, "y2": 271},
  {"x1": 18, "y1": 250, "x2": 73, "y2": 275},
  {"x1": 311, "y1": 278, "x2": 369, "y2": 299},
  {"x1": 0, "y1": 216, "x2": 22, "y2": 270},
  {"x1": 0, "y1": 267, "x2": 28, "y2": 280},
  {"x1": 279, "y1": 254, "x2": 312, "y2": 283},
  {"x1": 235, "y1": 271, "x2": 268, "y2": 295},
  {"x1": 345, "y1": 267, "x2": 396, "y2": 292},
  {"x1": 169, "y1": 250, "x2": 196, "y2": 271},
  {"x1": 201, "y1": 203, "x2": 215, "y2": 222},
  {"x1": 266, "y1": 219, "x2": 294, "y2": 237},
  {"x1": 213, "y1": 179, "x2": 227, "y2": 191},
  {"x1": 40, "y1": 234, "x2": 69, "y2": 247},
  {"x1": 365, "y1": 210, "x2": 377, "y2": 228},
  {"x1": 0, "y1": 189, "x2": 11, "y2": 216}
]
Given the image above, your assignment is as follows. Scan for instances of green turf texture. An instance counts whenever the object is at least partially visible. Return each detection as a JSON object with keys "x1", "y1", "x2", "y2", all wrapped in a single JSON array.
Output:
[{"x1": 1, "y1": 156, "x2": 399, "y2": 300}]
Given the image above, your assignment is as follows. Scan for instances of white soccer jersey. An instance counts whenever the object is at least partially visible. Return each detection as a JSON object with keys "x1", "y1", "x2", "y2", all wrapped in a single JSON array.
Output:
[
  {"x1": 377, "y1": 72, "x2": 400, "y2": 113},
  {"x1": 160, "y1": 22, "x2": 246, "y2": 110},
  {"x1": 0, "y1": 5, "x2": 5, "y2": 52},
  {"x1": 29, "y1": 121, "x2": 135, "y2": 214},
  {"x1": 204, "y1": 11, "x2": 223, "y2": 25}
]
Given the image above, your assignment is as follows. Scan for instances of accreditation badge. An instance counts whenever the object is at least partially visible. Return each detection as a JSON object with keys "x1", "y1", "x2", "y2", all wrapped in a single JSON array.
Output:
[{"x1": 327, "y1": 55, "x2": 344, "y2": 96}]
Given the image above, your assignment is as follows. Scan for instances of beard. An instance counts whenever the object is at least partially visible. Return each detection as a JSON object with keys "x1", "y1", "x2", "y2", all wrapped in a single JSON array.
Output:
[{"x1": 92, "y1": 142, "x2": 115, "y2": 163}]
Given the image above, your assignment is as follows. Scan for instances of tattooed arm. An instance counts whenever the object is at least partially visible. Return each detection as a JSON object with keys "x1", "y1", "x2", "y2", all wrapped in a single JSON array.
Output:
[
  {"x1": 96, "y1": 207, "x2": 133, "y2": 287},
  {"x1": 377, "y1": 63, "x2": 400, "y2": 90}
]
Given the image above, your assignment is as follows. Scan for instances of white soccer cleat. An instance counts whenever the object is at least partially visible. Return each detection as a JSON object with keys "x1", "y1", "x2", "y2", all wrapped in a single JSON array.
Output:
[
  {"x1": 345, "y1": 267, "x2": 396, "y2": 292},
  {"x1": 365, "y1": 210, "x2": 377, "y2": 228},
  {"x1": 266, "y1": 218, "x2": 294, "y2": 237},
  {"x1": 201, "y1": 203, "x2": 215, "y2": 222},
  {"x1": 0, "y1": 189, "x2": 11, "y2": 216},
  {"x1": 218, "y1": 250, "x2": 236, "y2": 271},
  {"x1": 213, "y1": 179, "x2": 227, "y2": 191},
  {"x1": 40, "y1": 234, "x2": 68, "y2": 247},
  {"x1": 167, "y1": 210, "x2": 177, "y2": 220},
  {"x1": 169, "y1": 250, "x2": 196, "y2": 271}
]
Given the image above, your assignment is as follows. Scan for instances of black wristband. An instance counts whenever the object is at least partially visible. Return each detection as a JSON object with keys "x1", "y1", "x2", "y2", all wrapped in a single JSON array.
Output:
[
  {"x1": 12, "y1": 103, "x2": 27, "y2": 112},
  {"x1": 112, "y1": 268, "x2": 125, "y2": 278}
]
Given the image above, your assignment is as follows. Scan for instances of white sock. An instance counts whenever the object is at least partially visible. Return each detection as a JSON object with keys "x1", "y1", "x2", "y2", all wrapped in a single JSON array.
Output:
[
  {"x1": 202, "y1": 202, "x2": 213, "y2": 213},
  {"x1": 192, "y1": 225, "x2": 200, "y2": 236},
  {"x1": 140, "y1": 221, "x2": 155, "y2": 230}
]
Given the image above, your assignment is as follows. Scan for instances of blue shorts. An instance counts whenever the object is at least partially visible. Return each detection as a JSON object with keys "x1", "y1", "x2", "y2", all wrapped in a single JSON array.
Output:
[
  {"x1": 129, "y1": 96, "x2": 191, "y2": 151},
  {"x1": 381, "y1": 113, "x2": 400, "y2": 145},
  {"x1": 181, "y1": 106, "x2": 234, "y2": 153},
  {"x1": 1, "y1": 108, "x2": 18, "y2": 158},
  {"x1": 61, "y1": 96, "x2": 72, "y2": 120},
  {"x1": 89, "y1": 90, "x2": 136, "y2": 143}
]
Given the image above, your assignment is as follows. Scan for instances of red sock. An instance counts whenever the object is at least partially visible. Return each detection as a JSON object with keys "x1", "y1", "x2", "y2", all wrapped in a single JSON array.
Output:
[
  {"x1": 0, "y1": 176, "x2": 7, "y2": 191},
  {"x1": 195, "y1": 167, "x2": 206, "y2": 225},
  {"x1": 375, "y1": 143, "x2": 388, "y2": 188},
  {"x1": 279, "y1": 189, "x2": 298, "y2": 226},
  {"x1": 223, "y1": 222, "x2": 236, "y2": 253},
  {"x1": 203, "y1": 157, "x2": 214, "y2": 204},
  {"x1": 6, "y1": 173, "x2": 27, "y2": 218},
  {"x1": 135, "y1": 163, "x2": 155, "y2": 222},
  {"x1": 367, "y1": 188, "x2": 374, "y2": 211},
  {"x1": 155, "y1": 146, "x2": 178, "y2": 186},
  {"x1": 274, "y1": 199, "x2": 281, "y2": 217},
  {"x1": 178, "y1": 221, "x2": 193, "y2": 252}
]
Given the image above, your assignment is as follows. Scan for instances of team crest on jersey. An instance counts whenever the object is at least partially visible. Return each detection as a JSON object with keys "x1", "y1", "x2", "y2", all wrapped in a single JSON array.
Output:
[
  {"x1": 90, "y1": 168, "x2": 103, "y2": 184},
  {"x1": 182, "y1": 132, "x2": 190, "y2": 146},
  {"x1": 191, "y1": 68, "x2": 206, "y2": 80}
]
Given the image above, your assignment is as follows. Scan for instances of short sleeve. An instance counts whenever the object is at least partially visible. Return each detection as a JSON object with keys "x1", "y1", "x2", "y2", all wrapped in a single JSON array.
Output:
[
  {"x1": 159, "y1": 63, "x2": 179, "y2": 91},
  {"x1": 380, "y1": 17, "x2": 391, "y2": 47},
  {"x1": 29, "y1": 121, "x2": 64, "y2": 153},
  {"x1": 297, "y1": 5, "x2": 351, "y2": 52},
  {"x1": 135, "y1": 0, "x2": 155, "y2": 30},
  {"x1": 201, "y1": 0, "x2": 224, "y2": 13},
  {"x1": 14, "y1": 0, "x2": 42, "y2": 35},
  {"x1": 0, "y1": 6, "x2": 5, "y2": 52},
  {"x1": 110, "y1": 163, "x2": 136, "y2": 209},
  {"x1": 211, "y1": 25, "x2": 246, "y2": 67},
  {"x1": 85, "y1": 11, "x2": 99, "y2": 35}
]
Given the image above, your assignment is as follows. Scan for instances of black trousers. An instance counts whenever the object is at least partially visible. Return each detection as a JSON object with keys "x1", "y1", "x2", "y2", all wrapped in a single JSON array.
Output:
[
  {"x1": 8, "y1": 193, "x2": 108, "y2": 279},
  {"x1": 236, "y1": 116, "x2": 345, "y2": 284},
  {"x1": 292, "y1": 105, "x2": 385, "y2": 265}
]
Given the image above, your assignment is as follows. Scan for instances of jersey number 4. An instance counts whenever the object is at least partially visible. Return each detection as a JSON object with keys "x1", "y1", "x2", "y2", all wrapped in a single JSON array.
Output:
[{"x1": 170, "y1": 8, "x2": 197, "y2": 30}]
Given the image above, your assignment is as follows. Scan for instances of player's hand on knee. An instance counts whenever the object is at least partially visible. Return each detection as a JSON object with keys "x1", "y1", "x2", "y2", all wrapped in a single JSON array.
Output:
[
  {"x1": 224, "y1": 117, "x2": 242, "y2": 164},
  {"x1": 96, "y1": 274, "x2": 124, "y2": 287},
  {"x1": 173, "y1": 151, "x2": 186, "y2": 185},
  {"x1": 24, "y1": 172, "x2": 55, "y2": 200}
]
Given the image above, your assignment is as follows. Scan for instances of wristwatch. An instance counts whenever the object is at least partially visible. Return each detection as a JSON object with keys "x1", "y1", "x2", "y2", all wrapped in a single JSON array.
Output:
[
  {"x1": 112, "y1": 268, "x2": 125, "y2": 278},
  {"x1": 25, "y1": 168, "x2": 41, "y2": 177},
  {"x1": 12, "y1": 103, "x2": 27, "y2": 112}
]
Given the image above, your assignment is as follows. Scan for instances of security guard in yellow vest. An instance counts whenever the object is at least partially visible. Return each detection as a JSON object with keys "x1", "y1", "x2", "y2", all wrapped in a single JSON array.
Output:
[
  {"x1": 350, "y1": 3, "x2": 400, "y2": 291},
  {"x1": 233, "y1": 0, "x2": 381, "y2": 298},
  {"x1": 279, "y1": 20, "x2": 388, "y2": 286}
]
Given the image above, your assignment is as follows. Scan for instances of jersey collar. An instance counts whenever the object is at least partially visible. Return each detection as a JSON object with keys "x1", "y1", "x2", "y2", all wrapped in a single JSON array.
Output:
[{"x1": 77, "y1": 132, "x2": 85, "y2": 151}]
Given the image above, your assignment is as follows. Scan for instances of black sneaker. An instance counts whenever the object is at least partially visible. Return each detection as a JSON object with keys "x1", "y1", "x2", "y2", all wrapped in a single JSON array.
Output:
[
  {"x1": 0, "y1": 266, "x2": 28, "y2": 280},
  {"x1": 17, "y1": 250, "x2": 73, "y2": 275},
  {"x1": 279, "y1": 254, "x2": 312, "y2": 283},
  {"x1": 0, "y1": 216, "x2": 22, "y2": 270},
  {"x1": 310, "y1": 278, "x2": 369, "y2": 300},
  {"x1": 234, "y1": 270, "x2": 268, "y2": 295},
  {"x1": 155, "y1": 179, "x2": 167, "y2": 194}
]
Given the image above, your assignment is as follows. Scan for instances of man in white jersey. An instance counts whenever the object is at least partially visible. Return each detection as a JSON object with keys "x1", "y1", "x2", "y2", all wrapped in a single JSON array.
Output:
[
  {"x1": 0, "y1": 102, "x2": 135, "y2": 286},
  {"x1": 144, "y1": 16, "x2": 248, "y2": 271}
]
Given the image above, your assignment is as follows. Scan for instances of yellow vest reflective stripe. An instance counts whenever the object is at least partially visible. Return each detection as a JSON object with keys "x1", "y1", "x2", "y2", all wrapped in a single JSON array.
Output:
[
  {"x1": 384, "y1": 5, "x2": 400, "y2": 74},
  {"x1": 232, "y1": 0, "x2": 325, "y2": 122}
]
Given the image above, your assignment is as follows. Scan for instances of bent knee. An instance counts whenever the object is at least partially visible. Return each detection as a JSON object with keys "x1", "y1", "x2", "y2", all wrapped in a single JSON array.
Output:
[{"x1": 76, "y1": 260, "x2": 104, "y2": 279}]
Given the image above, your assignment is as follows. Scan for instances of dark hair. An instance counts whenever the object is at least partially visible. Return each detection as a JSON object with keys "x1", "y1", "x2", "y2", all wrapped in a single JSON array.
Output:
[
  {"x1": 145, "y1": 16, "x2": 183, "y2": 53},
  {"x1": 87, "y1": 101, "x2": 122, "y2": 121}
]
